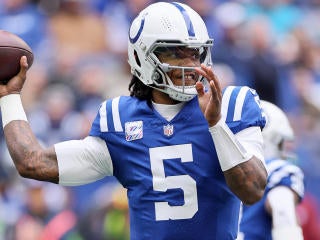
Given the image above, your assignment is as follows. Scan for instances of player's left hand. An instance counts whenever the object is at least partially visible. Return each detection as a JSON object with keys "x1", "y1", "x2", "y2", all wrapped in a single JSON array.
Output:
[{"x1": 195, "y1": 64, "x2": 222, "y2": 127}]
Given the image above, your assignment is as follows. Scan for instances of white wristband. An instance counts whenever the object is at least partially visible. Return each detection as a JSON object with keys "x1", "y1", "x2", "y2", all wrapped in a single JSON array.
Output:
[
  {"x1": 0, "y1": 94, "x2": 28, "y2": 128},
  {"x1": 209, "y1": 119, "x2": 253, "y2": 171}
]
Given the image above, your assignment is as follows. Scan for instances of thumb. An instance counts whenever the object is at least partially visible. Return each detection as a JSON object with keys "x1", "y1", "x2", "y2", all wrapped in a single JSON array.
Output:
[
  {"x1": 18, "y1": 56, "x2": 29, "y2": 80},
  {"x1": 4, "y1": 56, "x2": 29, "y2": 94},
  {"x1": 196, "y1": 81, "x2": 209, "y2": 114},
  {"x1": 196, "y1": 81, "x2": 205, "y2": 97}
]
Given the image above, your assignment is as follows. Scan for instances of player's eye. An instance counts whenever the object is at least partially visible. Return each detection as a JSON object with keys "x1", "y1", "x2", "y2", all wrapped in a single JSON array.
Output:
[{"x1": 154, "y1": 47, "x2": 201, "y2": 61}]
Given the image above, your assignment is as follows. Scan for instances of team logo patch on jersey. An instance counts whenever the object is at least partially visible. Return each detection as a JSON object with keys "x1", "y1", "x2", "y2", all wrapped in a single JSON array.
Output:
[
  {"x1": 125, "y1": 121, "x2": 143, "y2": 141},
  {"x1": 163, "y1": 124, "x2": 174, "y2": 137}
]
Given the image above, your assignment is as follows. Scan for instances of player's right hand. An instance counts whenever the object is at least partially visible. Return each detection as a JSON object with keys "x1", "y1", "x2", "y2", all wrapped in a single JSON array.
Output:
[
  {"x1": 195, "y1": 64, "x2": 222, "y2": 127},
  {"x1": 0, "y1": 56, "x2": 28, "y2": 98}
]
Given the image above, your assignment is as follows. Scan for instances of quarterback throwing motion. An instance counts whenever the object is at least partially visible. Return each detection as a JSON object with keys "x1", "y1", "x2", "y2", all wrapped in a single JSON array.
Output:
[{"x1": 0, "y1": 2, "x2": 267, "y2": 240}]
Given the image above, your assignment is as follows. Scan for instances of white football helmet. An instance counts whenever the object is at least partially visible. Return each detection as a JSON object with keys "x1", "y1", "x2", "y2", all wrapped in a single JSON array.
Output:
[
  {"x1": 128, "y1": 2, "x2": 213, "y2": 101},
  {"x1": 260, "y1": 100, "x2": 295, "y2": 159}
]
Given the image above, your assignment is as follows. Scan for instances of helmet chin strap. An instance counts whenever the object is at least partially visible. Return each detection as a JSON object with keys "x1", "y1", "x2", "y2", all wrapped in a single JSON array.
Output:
[
  {"x1": 148, "y1": 83, "x2": 197, "y2": 102},
  {"x1": 166, "y1": 88, "x2": 197, "y2": 102}
]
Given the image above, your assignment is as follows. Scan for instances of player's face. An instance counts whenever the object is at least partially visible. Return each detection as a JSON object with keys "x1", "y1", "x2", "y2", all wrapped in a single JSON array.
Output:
[{"x1": 155, "y1": 46, "x2": 201, "y2": 86}]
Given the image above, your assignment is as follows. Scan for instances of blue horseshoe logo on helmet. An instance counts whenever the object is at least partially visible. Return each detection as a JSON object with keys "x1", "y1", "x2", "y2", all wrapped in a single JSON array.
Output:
[{"x1": 129, "y1": 13, "x2": 147, "y2": 44}]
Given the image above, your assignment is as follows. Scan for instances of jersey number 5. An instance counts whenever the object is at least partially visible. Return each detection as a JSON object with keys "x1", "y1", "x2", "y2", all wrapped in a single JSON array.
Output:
[{"x1": 150, "y1": 144, "x2": 198, "y2": 221}]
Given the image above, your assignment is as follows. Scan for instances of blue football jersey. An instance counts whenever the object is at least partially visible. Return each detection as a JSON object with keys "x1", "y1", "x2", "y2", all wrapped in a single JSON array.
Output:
[
  {"x1": 89, "y1": 86, "x2": 265, "y2": 240},
  {"x1": 239, "y1": 158, "x2": 305, "y2": 240}
]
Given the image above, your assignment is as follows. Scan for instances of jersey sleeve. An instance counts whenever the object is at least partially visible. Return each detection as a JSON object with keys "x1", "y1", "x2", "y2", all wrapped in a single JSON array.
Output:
[
  {"x1": 221, "y1": 86, "x2": 266, "y2": 134},
  {"x1": 267, "y1": 160, "x2": 305, "y2": 201},
  {"x1": 55, "y1": 136, "x2": 113, "y2": 186}
]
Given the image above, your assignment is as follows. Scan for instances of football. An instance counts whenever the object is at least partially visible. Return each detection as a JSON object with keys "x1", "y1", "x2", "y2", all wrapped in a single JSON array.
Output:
[{"x1": 0, "y1": 30, "x2": 34, "y2": 84}]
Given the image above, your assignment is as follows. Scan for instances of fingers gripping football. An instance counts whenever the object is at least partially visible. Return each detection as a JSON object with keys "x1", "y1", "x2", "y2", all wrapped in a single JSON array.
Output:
[
  {"x1": 196, "y1": 64, "x2": 222, "y2": 127},
  {"x1": 0, "y1": 56, "x2": 28, "y2": 97}
]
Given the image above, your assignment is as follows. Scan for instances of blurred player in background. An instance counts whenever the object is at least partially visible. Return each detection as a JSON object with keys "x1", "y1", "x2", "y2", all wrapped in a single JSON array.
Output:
[
  {"x1": 238, "y1": 100, "x2": 305, "y2": 240},
  {"x1": 0, "y1": 2, "x2": 267, "y2": 239}
]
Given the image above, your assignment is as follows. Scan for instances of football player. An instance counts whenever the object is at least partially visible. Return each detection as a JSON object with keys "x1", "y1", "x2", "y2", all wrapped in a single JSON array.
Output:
[
  {"x1": 0, "y1": 2, "x2": 267, "y2": 239},
  {"x1": 238, "y1": 100, "x2": 305, "y2": 240}
]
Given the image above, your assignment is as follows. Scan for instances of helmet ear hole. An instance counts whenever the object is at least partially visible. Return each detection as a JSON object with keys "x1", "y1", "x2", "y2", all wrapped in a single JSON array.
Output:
[
  {"x1": 134, "y1": 50, "x2": 141, "y2": 67},
  {"x1": 278, "y1": 140, "x2": 284, "y2": 151},
  {"x1": 152, "y1": 71, "x2": 163, "y2": 84}
]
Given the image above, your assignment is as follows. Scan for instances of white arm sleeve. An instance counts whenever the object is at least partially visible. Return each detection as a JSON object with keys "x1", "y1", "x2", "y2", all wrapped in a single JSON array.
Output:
[
  {"x1": 55, "y1": 136, "x2": 113, "y2": 186},
  {"x1": 267, "y1": 186, "x2": 304, "y2": 240},
  {"x1": 210, "y1": 119, "x2": 264, "y2": 171},
  {"x1": 235, "y1": 126, "x2": 265, "y2": 164}
]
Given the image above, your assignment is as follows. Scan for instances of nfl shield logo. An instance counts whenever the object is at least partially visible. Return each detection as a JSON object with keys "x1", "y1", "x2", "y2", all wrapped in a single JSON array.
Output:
[{"x1": 163, "y1": 124, "x2": 174, "y2": 137}]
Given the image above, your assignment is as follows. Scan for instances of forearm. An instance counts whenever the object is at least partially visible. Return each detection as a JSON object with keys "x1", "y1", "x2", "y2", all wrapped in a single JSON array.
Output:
[
  {"x1": 209, "y1": 119, "x2": 267, "y2": 204},
  {"x1": 4, "y1": 121, "x2": 58, "y2": 183},
  {"x1": 224, "y1": 157, "x2": 267, "y2": 205},
  {"x1": 1, "y1": 95, "x2": 59, "y2": 183},
  {"x1": 267, "y1": 187, "x2": 303, "y2": 240}
]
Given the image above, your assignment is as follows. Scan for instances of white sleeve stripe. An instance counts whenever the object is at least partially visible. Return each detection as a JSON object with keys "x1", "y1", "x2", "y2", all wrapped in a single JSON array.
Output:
[
  {"x1": 267, "y1": 159, "x2": 286, "y2": 174},
  {"x1": 221, "y1": 86, "x2": 235, "y2": 121},
  {"x1": 233, "y1": 87, "x2": 249, "y2": 121},
  {"x1": 112, "y1": 96, "x2": 123, "y2": 132},
  {"x1": 267, "y1": 165, "x2": 304, "y2": 197},
  {"x1": 99, "y1": 101, "x2": 108, "y2": 132}
]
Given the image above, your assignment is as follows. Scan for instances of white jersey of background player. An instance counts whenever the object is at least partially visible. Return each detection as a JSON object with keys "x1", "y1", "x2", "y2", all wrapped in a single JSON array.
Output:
[
  {"x1": 238, "y1": 100, "x2": 305, "y2": 240},
  {"x1": 0, "y1": 2, "x2": 268, "y2": 240}
]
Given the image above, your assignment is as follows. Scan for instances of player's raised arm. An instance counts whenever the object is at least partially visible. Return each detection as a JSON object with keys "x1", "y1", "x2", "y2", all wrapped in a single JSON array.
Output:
[
  {"x1": 0, "y1": 56, "x2": 59, "y2": 183},
  {"x1": 196, "y1": 64, "x2": 267, "y2": 205}
]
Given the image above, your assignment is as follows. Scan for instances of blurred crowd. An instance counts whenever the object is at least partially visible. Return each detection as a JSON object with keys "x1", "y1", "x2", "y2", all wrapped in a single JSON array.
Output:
[{"x1": 0, "y1": 0, "x2": 320, "y2": 239}]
